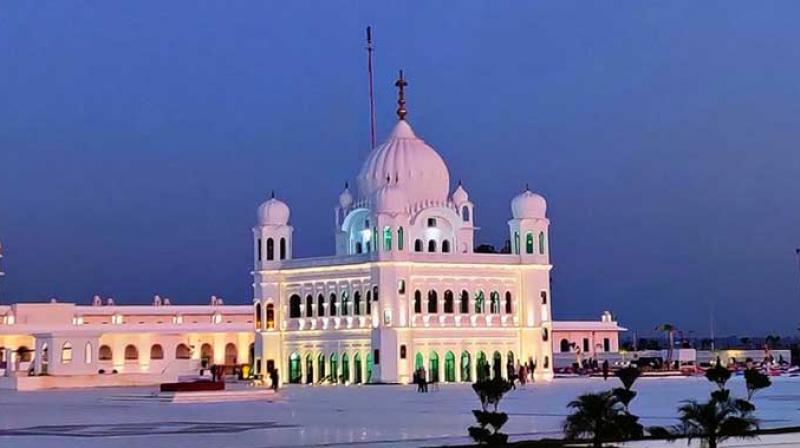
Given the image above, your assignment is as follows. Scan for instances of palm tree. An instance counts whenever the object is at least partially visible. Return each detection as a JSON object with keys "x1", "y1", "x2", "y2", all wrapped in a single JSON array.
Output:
[
  {"x1": 655, "y1": 323, "x2": 677, "y2": 369},
  {"x1": 564, "y1": 391, "x2": 642, "y2": 448},
  {"x1": 673, "y1": 397, "x2": 758, "y2": 448}
]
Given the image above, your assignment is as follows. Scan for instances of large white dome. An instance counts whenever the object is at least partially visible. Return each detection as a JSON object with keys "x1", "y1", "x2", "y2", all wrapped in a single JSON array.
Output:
[{"x1": 357, "y1": 120, "x2": 450, "y2": 206}]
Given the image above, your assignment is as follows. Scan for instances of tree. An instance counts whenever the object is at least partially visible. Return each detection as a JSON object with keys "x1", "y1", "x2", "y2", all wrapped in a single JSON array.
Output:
[
  {"x1": 564, "y1": 391, "x2": 643, "y2": 448},
  {"x1": 670, "y1": 397, "x2": 758, "y2": 448},
  {"x1": 655, "y1": 324, "x2": 677, "y2": 368},
  {"x1": 468, "y1": 378, "x2": 514, "y2": 445},
  {"x1": 649, "y1": 361, "x2": 765, "y2": 448},
  {"x1": 744, "y1": 368, "x2": 771, "y2": 401},
  {"x1": 613, "y1": 366, "x2": 641, "y2": 413}
]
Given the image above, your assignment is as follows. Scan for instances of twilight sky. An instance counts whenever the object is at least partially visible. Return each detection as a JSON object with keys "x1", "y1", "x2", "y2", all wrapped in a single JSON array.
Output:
[{"x1": 1, "y1": 2, "x2": 799, "y2": 336}]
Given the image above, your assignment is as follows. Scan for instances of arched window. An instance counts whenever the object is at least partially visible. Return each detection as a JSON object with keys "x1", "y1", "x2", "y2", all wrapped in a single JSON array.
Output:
[
  {"x1": 257, "y1": 238, "x2": 262, "y2": 261},
  {"x1": 505, "y1": 291, "x2": 513, "y2": 314},
  {"x1": 175, "y1": 343, "x2": 191, "y2": 359},
  {"x1": 442, "y1": 240, "x2": 450, "y2": 253},
  {"x1": 462, "y1": 205, "x2": 470, "y2": 222},
  {"x1": 225, "y1": 343, "x2": 237, "y2": 364},
  {"x1": 560, "y1": 339, "x2": 571, "y2": 353},
  {"x1": 266, "y1": 304, "x2": 275, "y2": 329},
  {"x1": 539, "y1": 231, "x2": 546, "y2": 254},
  {"x1": 354, "y1": 353, "x2": 363, "y2": 384},
  {"x1": 414, "y1": 239, "x2": 423, "y2": 252},
  {"x1": 255, "y1": 303, "x2": 262, "y2": 330},
  {"x1": 317, "y1": 294, "x2": 325, "y2": 317},
  {"x1": 492, "y1": 351, "x2": 502, "y2": 379},
  {"x1": 514, "y1": 231, "x2": 520, "y2": 254},
  {"x1": 414, "y1": 290, "x2": 422, "y2": 314},
  {"x1": 415, "y1": 352, "x2": 424, "y2": 371},
  {"x1": 329, "y1": 293, "x2": 337, "y2": 316},
  {"x1": 355, "y1": 242, "x2": 363, "y2": 254},
  {"x1": 289, "y1": 294, "x2": 302, "y2": 318},
  {"x1": 306, "y1": 354, "x2": 314, "y2": 384},
  {"x1": 542, "y1": 328, "x2": 549, "y2": 342},
  {"x1": 427, "y1": 290, "x2": 438, "y2": 313},
  {"x1": 397, "y1": 227, "x2": 404, "y2": 251},
  {"x1": 474, "y1": 290, "x2": 485, "y2": 313},
  {"x1": 490, "y1": 291, "x2": 500, "y2": 314},
  {"x1": 318, "y1": 353, "x2": 326, "y2": 382},
  {"x1": 366, "y1": 290, "x2": 372, "y2": 315},
  {"x1": 98, "y1": 345, "x2": 112, "y2": 361},
  {"x1": 341, "y1": 292, "x2": 350, "y2": 316},
  {"x1": 61, "y1": 342, "x2": 72, "y2": 364},
  {"x1": 354, "y1": 291, "x2": 362, "y2": 316},
  {"x1": 383, "y1": 226, "x2": 392, "y2": 251},
  {"x1": 150, "y1": 344, "x2": 164, "y2": 360},
  {"x1": 305, "y1": 295, "x2": 313, "y2": 317},
  {"x1": 266, "y1": 238, "x2": 274, "y2": 260},
  {"x1": 444, "y1": 290, "x2": 454, "y2": 313},
  {"x1": 526, "y1": 232, "x2": 534, "y2": 254},
  {"x1": 460, "y1": 290, "x2": 469, "y2": 313},
  {"x1": 124, "y1": 345, "x2": 139, "y2": 362},
  {"x1": 476, "y1": 351, "x2": 488, "y2": 381},
  {"x1": 280, "y1": 237, "x2": 287, "y2": 260},
  {"x1": 428, "y1": 240, "x2": 437, "y2": 252},
  {"x1": 540, "y1": 291, "x2": 548, "y2": 305},
  {"x1": 373, "y1": 286, "x2": 379, "y2": 302}
]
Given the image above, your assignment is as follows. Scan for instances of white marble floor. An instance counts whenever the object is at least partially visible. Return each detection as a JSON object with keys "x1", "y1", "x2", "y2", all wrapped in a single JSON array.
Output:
[{"x1": 1, "y1": 376, "x2": 799, "y2": 447}]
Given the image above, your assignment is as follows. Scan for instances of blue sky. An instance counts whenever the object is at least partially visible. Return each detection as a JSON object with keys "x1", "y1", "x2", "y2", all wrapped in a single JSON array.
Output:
[{"x1": 1, "y1": 2, "x2": 799, "y2": 335}]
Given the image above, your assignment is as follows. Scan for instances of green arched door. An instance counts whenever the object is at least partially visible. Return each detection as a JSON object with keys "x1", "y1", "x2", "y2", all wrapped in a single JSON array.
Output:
[
  {"x1": 461, "y1": 351, "x2": 471, "y2": 382},
  {"x1": 429, "y1": 352, "x2": 440, "y2": 383},
  {"x1": 289, "y1": 352, "x2": 301, "y2": 383},
  {"x1": 444, "y1": 351, "x2": 456, "y2": 382},
  {"x1": 476, "y1": 351, "x2": 488, "y2": 381}
]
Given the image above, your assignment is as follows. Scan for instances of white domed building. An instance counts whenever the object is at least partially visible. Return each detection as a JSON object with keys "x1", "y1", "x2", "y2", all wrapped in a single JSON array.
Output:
[{"x1": 252, "y1": 76, "x2": 619, "y2": 385}]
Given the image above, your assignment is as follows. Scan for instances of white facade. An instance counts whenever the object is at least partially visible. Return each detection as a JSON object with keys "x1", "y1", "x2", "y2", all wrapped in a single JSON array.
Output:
[{"x1": 253, "y1": 105, "x2": 562, "y2": 385}]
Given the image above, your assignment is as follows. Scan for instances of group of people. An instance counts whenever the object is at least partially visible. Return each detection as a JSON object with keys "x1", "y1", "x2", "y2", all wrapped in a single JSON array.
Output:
[
  {"x1": 506, "y1": 359, "x2": 537, "y2": 387},
  {"x1": 413, "y1": 366, "x2": 431, "y2": 392}
]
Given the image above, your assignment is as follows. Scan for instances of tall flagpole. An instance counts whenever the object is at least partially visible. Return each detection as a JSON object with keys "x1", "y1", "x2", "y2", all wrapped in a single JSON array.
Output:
[{"x1": 366, "y1": 26, "x2": 377, "y2": 149}]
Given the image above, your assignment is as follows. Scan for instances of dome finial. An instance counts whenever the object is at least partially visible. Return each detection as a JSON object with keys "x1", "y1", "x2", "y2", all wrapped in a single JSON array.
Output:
[
  {"x1": 271, "y1": 190, "x2": 275, "y2": 199},
  {"x1": 344, "y1": 181, "x2": 349, "y2": 189},
  {"x1": 525, "y1": 182, "x2": 530, "y2": 191},
  {"x1": 394, "y1": 69, "x2": 408, "y2": 121}
]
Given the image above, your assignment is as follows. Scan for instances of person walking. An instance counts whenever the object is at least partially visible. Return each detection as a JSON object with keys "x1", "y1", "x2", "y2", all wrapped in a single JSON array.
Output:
[{"x1": 602, "y1": 359, "x2": 609, "y2": 381}]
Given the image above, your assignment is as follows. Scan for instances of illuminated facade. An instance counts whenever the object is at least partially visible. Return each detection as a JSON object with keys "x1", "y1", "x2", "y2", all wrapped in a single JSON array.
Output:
[{"x1": 253, "y1": 84, "x2": 567, "y2": 385}]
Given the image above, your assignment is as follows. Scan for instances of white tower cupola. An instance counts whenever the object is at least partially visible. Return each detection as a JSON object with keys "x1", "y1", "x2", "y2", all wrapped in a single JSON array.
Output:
[{"x1": 254, "y1": 192, "x2": 293, "y2": 268}]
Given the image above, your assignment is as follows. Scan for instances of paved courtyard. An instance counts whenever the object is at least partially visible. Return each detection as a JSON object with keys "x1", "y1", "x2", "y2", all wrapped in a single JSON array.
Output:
[{"x1": 1, "y1": 376, "x2": 799, "y2": 447}]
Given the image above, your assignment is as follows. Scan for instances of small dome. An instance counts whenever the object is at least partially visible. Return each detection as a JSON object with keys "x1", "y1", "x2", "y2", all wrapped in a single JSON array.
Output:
[
  {"x1": 373, "y1": 179, "x2": 408, "y2": 214},
  {"x1": 451, "y1": 182, "x2": 469, "y2": 206},
  {"x1": 511, "y1": 188, "x2": 547, "y2": 219},
  {"x1": 338, "y1": 183, "x2": 354, "y2": 209},
  {"x1": 257, "y1": 194, "x2": 290, "y2": 225},
  {"x1": 357, "y1": 120, "x2": 450, "y2": 206}
]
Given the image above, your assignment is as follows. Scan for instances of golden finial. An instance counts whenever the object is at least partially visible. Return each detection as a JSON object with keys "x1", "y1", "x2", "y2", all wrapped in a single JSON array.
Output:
[{"x1": 395, "y1": 69, "x2": 408, "y2": 120}]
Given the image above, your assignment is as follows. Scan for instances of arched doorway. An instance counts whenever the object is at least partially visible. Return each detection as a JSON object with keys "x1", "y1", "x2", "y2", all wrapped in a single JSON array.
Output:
[
  {"x1": 342, "y1": 353, "x2": 350, "y2": 384},
  {"x1": 305, "y1": 354, "x2": 314, "y2": 384},
  {"x1": 200, "y1": 343, "x2": 213, "y2": 365},
  {"x1": 354, "y1": 353, "x2": 363, "y2": 384},
  {"x1": 444, "y1": 351, "x2": 456, "y2": 382},
  {"x1": 492, "y1": 351, "x2": 502, "y2": 379},
  {"x1": 288, "y1": 352, "x2": 301, "y2": 383},
  {"x1": 366, "y1": 352, "x2": 373, "y2": 383},
  {"x1": 429, "y1": 352, "x2": 439, "y2": 383},
  {"x1": 415, "y1": 352, "x2": 424, "y2": 371},
  {"x1": 330, "y1": 353, "x2": 338, "y2": 384},
  {"x1": 460, "y1": 351, "x2": 471, "y2": 382},
  {"x1": 225, "y1": 343, "x2": 237, "y2": 365},
  {"x1": 317, "y1": 353, "x2": 326, "y2": 383},
  {"x1": 476, "y1": 351, "x2": 488, "y2": 381},
  {"x1": 560, "y1": 339, "x2": 571, "y2": 352}
]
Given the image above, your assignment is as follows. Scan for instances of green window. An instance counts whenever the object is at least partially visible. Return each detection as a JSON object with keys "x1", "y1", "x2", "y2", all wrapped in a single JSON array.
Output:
[
  {"x1": 526, "y1": 232, "x2": 534, "y2": 254},
  {"x1": 539, "y1": 231, "x2": 546, "y2": 254},
  {"x1": 289, "y1": 352, "x2": 301, "y2": 384},
  {"x1": 383, "y1": 226, "x2": 392, "y2": 251},
  {"x1": 397, "y1": 227, "x2": 404, "y2": 251}
]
